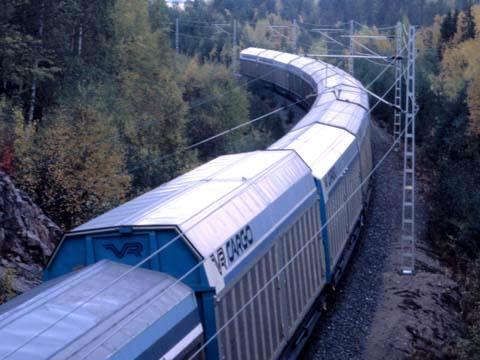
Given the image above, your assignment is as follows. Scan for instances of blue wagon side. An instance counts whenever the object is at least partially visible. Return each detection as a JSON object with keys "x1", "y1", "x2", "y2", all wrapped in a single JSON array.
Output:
[
  {"x1": 0, "y1": 260, "x2": 203, "y2": 360},
  {"x1": 2, "y1": 47, "x2": 373, "y2": 360}
]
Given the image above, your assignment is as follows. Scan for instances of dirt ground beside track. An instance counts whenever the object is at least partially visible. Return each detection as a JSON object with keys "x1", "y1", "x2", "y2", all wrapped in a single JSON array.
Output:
[
  {"x1": 363, "y1": 125, "x2": 463, "y2": 359},
  {"x1": 304, "y1": 122, "x2": 463, "y2": 360}
]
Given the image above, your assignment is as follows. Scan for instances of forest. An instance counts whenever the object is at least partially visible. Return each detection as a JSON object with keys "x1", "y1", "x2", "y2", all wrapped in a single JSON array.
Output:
[{"x1": 1, "y1": 0, "x2": 480, "y2": 355}]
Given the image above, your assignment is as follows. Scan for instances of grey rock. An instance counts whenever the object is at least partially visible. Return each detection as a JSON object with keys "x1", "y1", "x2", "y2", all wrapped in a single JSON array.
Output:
[{"x1": 0, "y1": 171, "x2": 62, "y2": 302}]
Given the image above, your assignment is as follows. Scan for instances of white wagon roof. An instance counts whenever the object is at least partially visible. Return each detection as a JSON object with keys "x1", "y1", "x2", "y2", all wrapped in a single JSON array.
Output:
[
  {"x1": 303, "y1": 62, "x2": 324, "y2": 77},
  {"x1": 274, "y1": 52, "x2": 300, "y2": 65},
  {"x1": 294, "y1": 95, "x2": 368, "y2": 134},
  {"x1": 239, "y1": 47, "x2": 265, "y2": 57},
  {"x1": 290, "y1": 56, "x2": 317, "y2": 69},
  {"x1": 257, "y1": 49, "x2": 282, "y2": 61},
  {"x1": 72, "y1": 151, "x2": 315, "y2": 289},
  {"x1": 0, "y1": 261, "x2": 199, "y2": 360},
  {"x1": 241, "y1": 47, "x2": 370, "y2": 137},
  {"x1": 269, "y1": 124, "x2": 357, "y2": 194}
]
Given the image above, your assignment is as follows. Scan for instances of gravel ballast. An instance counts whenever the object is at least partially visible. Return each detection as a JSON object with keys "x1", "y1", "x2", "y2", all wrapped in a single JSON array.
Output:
[
  {"x1": 302, "y1": 120, "x2": 464, "y2": 359},
  {"x1": 303, "y1": 123, "x2": 402, "y2": 359}
]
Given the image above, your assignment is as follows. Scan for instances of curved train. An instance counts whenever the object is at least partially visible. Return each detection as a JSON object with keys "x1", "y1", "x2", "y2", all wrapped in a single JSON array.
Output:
[{"x1": 0, "y1": 48, "x2": 372, "y2": 360}]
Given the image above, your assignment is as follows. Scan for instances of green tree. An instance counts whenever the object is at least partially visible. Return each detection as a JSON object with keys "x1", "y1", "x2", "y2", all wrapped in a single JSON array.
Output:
[
  {"x1": 111, "y1": 0, "x2": 193, "y2": 191},
  {"x1": 179, "y1": 59, "x2": 250, "y2": 160},
  {"x1": 14, "y1": 95, "x2": 131, "y2": 229}
]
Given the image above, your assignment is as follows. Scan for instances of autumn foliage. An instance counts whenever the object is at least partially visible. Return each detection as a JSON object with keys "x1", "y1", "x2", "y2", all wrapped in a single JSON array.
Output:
[
  {"x1": 415, "y1": 4, "x2": 480, "y2": 356},
  {"x1": 0, "y1": 0, "x2": 253, "y2": 229}
]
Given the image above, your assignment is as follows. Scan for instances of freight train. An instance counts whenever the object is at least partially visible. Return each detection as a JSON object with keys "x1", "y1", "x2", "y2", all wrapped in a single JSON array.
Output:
[{"x1": 0, "y1": 47, "x2": 372, "y2": 360}]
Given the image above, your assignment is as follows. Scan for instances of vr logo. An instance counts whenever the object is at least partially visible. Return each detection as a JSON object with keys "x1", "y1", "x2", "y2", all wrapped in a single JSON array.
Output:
[{"x1": 104, "y1": 242, "x2": 143, "y2": 258}]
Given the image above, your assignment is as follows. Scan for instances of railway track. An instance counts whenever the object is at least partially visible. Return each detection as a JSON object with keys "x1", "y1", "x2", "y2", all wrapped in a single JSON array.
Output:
[
  {"x1": 304, "y1": 123, "x2": 463, "y2": 359},
  {"x1": 304, "y1": 122, "x2": 401, "y2": 359},
  {"x1": 0, "y1": 48, "x2": 378, "y2": 359}
]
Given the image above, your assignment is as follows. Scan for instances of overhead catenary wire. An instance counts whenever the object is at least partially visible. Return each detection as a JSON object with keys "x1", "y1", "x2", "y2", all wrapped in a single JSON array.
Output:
[
  {"x1": 308, "y1": 29, "x2": 348, "y2": 49},
  {"x1": 173, "y1": 31, "x2": 229, "y2": 40},
  {"x1": 128, "y1": 93, "x2": 307, "y2": 176},
  {"x1": 169, "y1": 18, "x2": 263, "y2": 29},
  {"x1": 3, "y1": 41, "x2": 406, "y2": 358},
  {"x1": 188, "y1": 67, "x2": 412, "y2": 360},
  {"x1": 157, "y1": 98, "x2": 312, "y2": 159},
  {"x1": 123, "y1": 47, "x2": 404, "y2": 282},
  {"x1": 278, "y1": 30, "x2": 404, "y2": 88},
  {"x1": 318, "y1": 28, "x2": 394, "y2": 60},
  {"x1": 170, "y1": 20, "x2": 394, "y2": 50},
  {"x1": 167, "y1": 18, "x2": 230, "y2": 26},
  {"x1": 0, "y1": 37, "x2": 324, "y2": 327},
  {"x1": 169, "y1": 18, "x2": 333, "y2": 31},
  {"x1": 362, "y1": 57, "x2": 395, "y2": 67},
  {"x1": 306, "y1": 22, "x2": 400, "y2": 75},
  {"x1": 360, "y1": 43, "x2": 406, "y2": 89},
  {"x1": 353, "y1": 20, "x2": 397, "y2": 31},
  {"x1": 301, "y1": 23, "x2": 400, "y2": 72},
  {"x1": 0, "y1": 93, "x2": 316, "y2": 360},
  {"x1": 300, "y1": 21, "x2": 395, "y2": 35},
  {"x1": 79, "y1": 90, "x2": 400, "y2": 360},
  {"x1": 186, "y1": 67, "x2": 280, "y2": 110},
  {"x1": 164, "y1": 21, "x2": 226, "y2": 29},
  {"x1": 171, "y1": 19, "x2": 397, "y2": 75},
  {"x1": 350, "y1": 37, "x2": 390, "y2": 62},
  {"x1": 299, "y1": 20, "x2": 349, "y2": 28},
  {"x1": 307, "y1": 28, "x2": 348, "y2": 33},
  {"x1": 18, "y1": 35, "x2": 287, "y2": 203},
  {"x1": 75, "y1": 58, "x2": 408, "y2": 359}
]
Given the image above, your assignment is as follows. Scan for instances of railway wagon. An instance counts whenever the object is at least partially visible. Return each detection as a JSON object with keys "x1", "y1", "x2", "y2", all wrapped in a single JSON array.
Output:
[
  {"x1": 44, "y1": 150, "x2": 325, "y2": 359},
  {"x1": 0, "y1": 261, "x2": 203, "y2": 360},
  {"x1": 241, "y1": 47, "x2": 372, "y2": 281},
  {"x1": 269, "y1": 124, "x2": 363, "y2": 281},
  {"x1": 240, "y1": 48, "x2": 318, "y2": 107},
  {"x1": 1, "y1": 48, "x2": 372, "y2": 360}
]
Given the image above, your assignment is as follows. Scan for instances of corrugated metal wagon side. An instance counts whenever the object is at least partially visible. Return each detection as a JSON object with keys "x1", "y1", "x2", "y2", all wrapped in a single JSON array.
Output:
[
  {"x1": 45, "y1": 149, "x2": 320, "y2": 360},
  {"x1": 1, "y1": 47, "x2": 374, "y2": 360},
  {"x1": 214, "y1": 200, "x2": 325, "y2": 360}
]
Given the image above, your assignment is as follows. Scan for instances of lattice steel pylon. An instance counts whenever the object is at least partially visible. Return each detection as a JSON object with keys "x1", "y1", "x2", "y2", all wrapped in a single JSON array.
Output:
[
  {"x1": 401, "y1": 25, "x2": 417, "y2": 275},
  {"x1": 394, "y1": 22, "x2": 403, "y2": 150}
]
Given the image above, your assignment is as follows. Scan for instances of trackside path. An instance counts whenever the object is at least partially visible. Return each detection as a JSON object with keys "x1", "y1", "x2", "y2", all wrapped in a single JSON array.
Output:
[{"x1": 303, "y1": 122, "x2": 463, "y2": 359}]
